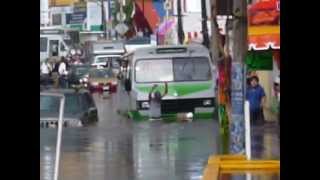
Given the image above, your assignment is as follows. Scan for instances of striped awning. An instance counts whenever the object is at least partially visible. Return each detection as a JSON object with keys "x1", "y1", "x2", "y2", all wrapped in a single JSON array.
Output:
[{"x1": 248, "y1": 25, "x2": 280, "y2": 50}]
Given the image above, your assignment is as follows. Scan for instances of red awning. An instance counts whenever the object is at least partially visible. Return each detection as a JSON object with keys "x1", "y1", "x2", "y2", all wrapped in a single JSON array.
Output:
[
  {"x1": 248, "y1": 26, "x2": 280, "y2": 50},
  {"x1": 249, "y1": 34, "x2": 279, "y2": 50}
]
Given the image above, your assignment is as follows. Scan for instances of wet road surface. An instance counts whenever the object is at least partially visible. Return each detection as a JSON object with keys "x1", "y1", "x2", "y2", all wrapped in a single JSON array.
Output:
[{"x1": 40, "y1": 94, "x2": 279, "y2": 180}]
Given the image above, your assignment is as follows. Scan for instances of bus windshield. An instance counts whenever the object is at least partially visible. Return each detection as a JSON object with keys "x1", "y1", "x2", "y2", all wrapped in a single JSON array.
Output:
[{"x1": 135, "y1": 57, "x2": 211, "y2": 83}]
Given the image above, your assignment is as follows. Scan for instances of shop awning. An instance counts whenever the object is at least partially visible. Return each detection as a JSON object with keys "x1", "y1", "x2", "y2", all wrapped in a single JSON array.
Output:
[{"x1": 248, "y1": 26, "x2": 280, "y2": 50}]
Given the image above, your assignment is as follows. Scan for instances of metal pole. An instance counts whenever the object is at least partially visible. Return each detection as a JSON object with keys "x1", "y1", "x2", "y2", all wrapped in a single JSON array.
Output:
[
  {"x1": 201, "y1": 0, "x2": 210, "y2": 48},
  {"x1": 54, "y1": 96, "x2": 65, "y2": 180},
  {"x1": 108, "y1": 0, "x2": 111, "y2": 39},
  {"x1": 245, "y1": 101, "x2": 251, "y2": 160},
  {"x1": 177, "y1": 0, "x2": 185, "y2": 44},
  {"x1": 101, "y1": 0, "x2": 107, "y2": 39}
]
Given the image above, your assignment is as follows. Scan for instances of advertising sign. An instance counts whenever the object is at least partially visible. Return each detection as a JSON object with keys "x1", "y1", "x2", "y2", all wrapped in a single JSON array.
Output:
[
  {"x1": 230, "y1": 62, "x2": 245, "y2": 154},
  {"x1": 67, "y1": 12, "x2": 86, "y2": 24}
]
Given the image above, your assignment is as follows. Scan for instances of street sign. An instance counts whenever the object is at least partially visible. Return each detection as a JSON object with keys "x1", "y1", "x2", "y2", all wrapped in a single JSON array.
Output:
[
  {"x1": 115, "y1": 23, "x2": 129, "y2": 35},
  {"x1": 66, "y1": 12, "x2": 86, "y2": 25},
  {"x1": 116, "y1": 12, "x2": 126, "y2": 22}
]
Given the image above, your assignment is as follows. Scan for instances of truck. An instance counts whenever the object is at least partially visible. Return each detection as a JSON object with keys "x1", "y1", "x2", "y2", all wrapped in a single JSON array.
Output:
[{"x1": 40, "y1": 27, "x2": 80, "y2": 62}]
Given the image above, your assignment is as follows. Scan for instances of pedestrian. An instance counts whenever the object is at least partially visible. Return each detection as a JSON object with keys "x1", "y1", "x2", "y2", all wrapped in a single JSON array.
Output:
[
  {"x1": 273, "y1": 75, "x2": 280, "y2": 125},
  {"x1": 246, "y1": 76, "x2": 266, "y2": 125},
  {"x1": 40, "y1": 59, "x2": 52, "y2": 87},
  {"x1": 51, "y1": 59, "x2": 60, "y2": 88},
  {"x1": 58, "y1": 57, "x2": 69, "y2": 88},
  {"x1": 148, "y1": 82, "x2": 168, "y2": 120}
]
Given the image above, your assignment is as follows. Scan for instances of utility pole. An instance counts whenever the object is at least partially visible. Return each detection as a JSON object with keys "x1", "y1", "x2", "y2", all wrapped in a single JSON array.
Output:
[
  {"x1": 177, "y1": 0, "x2": 184, "y2": 44},
  {"x1": 229, "y1": 0, "x2": 248, "y2": 154},
  {"x1": 211, "y1": 0, "x2": 247, "y2": 154},
  {"x1": 201, "y1": 0, "x2": 210, "y2": 49},
  {"x1": 101, "y1": 0, "x2": 107, "y2": 39}
]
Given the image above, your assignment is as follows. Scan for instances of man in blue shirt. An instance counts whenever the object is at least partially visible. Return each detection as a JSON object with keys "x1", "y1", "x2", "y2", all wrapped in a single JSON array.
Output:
[{"x1": 246, "y1": 76, "x2": 266, "y2": 124}]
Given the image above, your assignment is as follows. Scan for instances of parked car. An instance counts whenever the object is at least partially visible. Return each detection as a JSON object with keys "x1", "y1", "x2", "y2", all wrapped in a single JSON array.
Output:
[
  {"x1": 40, "y1": 89, "x2": 98, "y2": 128},
  {"x1": 88, "y1": 68, "x2": 117, "y2": 95}
]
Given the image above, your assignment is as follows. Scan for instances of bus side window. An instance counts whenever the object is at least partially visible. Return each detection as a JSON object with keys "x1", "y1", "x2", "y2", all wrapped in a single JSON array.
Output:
[{"x1": 40, "y1": 37, "x2": 48, "y2": 52}]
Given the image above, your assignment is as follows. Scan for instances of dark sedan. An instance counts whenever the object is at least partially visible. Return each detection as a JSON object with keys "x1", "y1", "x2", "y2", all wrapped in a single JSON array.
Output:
[
  {"x1": 68, "y1": 64, "x2": 91, "y2": 87},
  {"x1": 40, "y1": 89, "x2": 98, "y2": 128}
]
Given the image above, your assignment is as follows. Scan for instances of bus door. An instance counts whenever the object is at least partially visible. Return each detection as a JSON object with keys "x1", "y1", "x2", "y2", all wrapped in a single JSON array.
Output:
[{"x1": 49, "y1": 40, "x2": 59, "y2": 57}]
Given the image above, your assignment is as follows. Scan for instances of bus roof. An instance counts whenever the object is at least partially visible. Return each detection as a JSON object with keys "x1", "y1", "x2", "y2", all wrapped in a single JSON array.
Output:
[
  {"x1": 123, "y1": 44, "x2": 210, "y2": 60},
  {"x1": 92, "y1": 41, "x2": 125, "y2": 55}
]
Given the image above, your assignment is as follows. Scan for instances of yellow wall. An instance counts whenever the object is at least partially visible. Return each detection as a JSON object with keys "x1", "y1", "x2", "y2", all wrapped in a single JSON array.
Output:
[{"x1": 49, "y1": 0, "x2": 79, "y2": 6}]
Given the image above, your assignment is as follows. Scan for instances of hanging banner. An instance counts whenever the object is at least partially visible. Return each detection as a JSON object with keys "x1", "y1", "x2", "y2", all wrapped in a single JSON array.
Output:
[
  {"x1": 246, "y1": 51, "x2": 273, "y2": 70},
  {"x1": 248, "y1": 0, "x2": 280, "y2": 26}
]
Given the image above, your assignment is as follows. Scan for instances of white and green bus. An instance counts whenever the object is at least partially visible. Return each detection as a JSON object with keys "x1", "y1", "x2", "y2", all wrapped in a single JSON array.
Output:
[{"x1": 117, "y1": 44, "x2": 216, "y2": 121}]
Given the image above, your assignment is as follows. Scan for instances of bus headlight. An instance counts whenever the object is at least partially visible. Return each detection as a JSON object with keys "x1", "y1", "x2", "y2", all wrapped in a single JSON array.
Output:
[
  {"x1": 203, "y1": 99, "x2": 212, "y2": 106},
  {"x1": 186, "y1": 112, "x2": 193, "y2": 119}
]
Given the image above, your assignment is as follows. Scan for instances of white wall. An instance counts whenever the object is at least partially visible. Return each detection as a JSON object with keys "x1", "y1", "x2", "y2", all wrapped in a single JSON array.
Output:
[{"x1": 40, "y1": 0, "x2": 50, "y2": 25}]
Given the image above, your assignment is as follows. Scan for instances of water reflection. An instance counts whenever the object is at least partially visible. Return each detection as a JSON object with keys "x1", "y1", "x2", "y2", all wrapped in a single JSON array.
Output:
[{"x1": 40, "y1": 93, "x2": 279, "y2": 180}]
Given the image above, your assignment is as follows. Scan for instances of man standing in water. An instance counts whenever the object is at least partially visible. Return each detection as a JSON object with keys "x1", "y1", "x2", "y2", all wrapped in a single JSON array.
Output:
[{"x1": 148, "y1": 82, "x2": 168, "y2": 120}]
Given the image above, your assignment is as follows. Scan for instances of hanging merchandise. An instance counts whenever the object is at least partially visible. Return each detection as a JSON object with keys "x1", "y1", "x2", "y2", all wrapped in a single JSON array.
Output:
[{"x1": 248, "y1": 0, "x2": 280, "y2": 26}]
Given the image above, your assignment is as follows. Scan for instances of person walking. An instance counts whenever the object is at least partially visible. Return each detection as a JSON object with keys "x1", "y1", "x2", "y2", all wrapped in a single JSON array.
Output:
[
  {"x1": 40, "y1": 59, "x2": 52, "y2": 88},
  {"x1": 148, "y1": 82, "x2": 168, "y2": 120},
  {"x1": 246, "y1": 76, "x2": 266, "y2": 125},
  {"x1": 58, "y1": 57, "x2": 69, "y2": 88},
  {"x1": 51, "y1": 59, "x2": 60, "y2": 88}
]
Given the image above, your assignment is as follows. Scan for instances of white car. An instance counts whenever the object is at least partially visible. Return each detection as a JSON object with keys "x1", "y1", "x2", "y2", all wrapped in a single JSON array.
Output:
[{"x1": 91, "y1": 55, "x2": 121, "y2": 76}]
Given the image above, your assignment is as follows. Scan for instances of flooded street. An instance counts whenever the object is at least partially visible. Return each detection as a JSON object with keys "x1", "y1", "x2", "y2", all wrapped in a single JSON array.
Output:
[{"x1": 40, "y1": 94, "x2": 279, "y2": 180}]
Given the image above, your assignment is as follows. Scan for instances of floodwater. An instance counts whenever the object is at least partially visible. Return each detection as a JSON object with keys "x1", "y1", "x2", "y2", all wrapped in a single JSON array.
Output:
[{"x1": 40, "y1": 94, "x2": 280, "y2": 180}]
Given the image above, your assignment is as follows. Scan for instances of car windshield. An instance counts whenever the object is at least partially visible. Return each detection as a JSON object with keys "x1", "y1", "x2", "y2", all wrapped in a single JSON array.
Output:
[
  {"x1": 135, "y1": 57, "x2": 211, "y2": 83},
  {"x1": 75, "y1": 67, "x2": 90, "y2": 76},
  {"x1": 40, "y1": 93, "x2": 81, "y2": 115},
  {"x1": 90, "y1": 69, "x2": 111, "y2": 78}
]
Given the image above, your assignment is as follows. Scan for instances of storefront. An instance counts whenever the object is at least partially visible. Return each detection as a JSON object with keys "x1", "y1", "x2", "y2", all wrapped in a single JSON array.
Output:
[{"x1": 246, "y1": 0, "x2": 280, "y2": 122}]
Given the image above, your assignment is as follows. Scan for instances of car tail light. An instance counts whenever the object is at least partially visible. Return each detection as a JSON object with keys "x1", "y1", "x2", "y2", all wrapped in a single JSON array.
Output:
[{"x1": 108, "y1": 82, "x2": 117, "y2": 93}]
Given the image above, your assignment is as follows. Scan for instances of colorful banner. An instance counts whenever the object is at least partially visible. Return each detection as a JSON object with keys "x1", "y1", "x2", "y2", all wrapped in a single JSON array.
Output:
[
  {"x1": 230, "y1": 62, "x2": 245, "y2": 154},
  {"x1": 157, "y1": 19, "x2": 176, "y2": 35}
]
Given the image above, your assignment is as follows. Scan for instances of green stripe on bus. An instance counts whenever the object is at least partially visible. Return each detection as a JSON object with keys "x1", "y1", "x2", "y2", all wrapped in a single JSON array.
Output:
[{"x1": 136, "y1": 82, "x2": 213, "y2": 97}]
